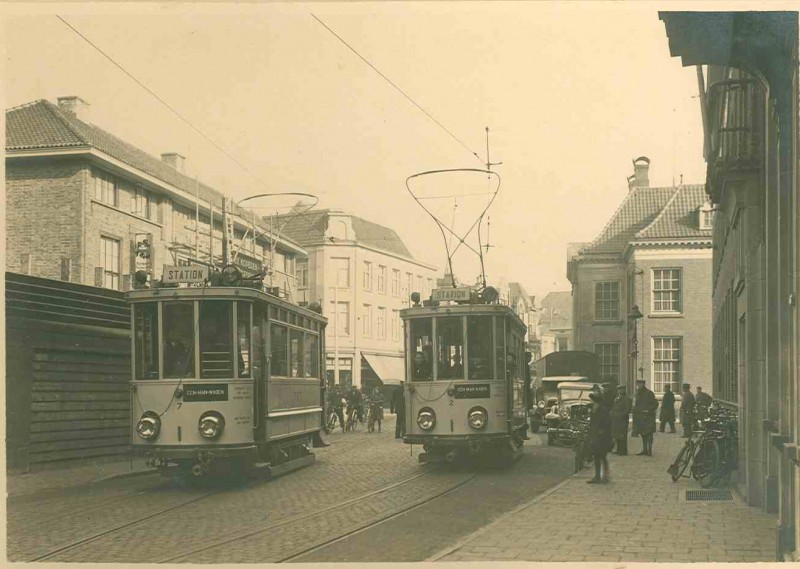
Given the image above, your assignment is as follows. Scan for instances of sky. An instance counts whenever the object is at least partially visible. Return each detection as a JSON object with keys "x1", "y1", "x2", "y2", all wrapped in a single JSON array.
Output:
[{"x1": 4, "y1": 2, "x2": 716, "y2": 301}]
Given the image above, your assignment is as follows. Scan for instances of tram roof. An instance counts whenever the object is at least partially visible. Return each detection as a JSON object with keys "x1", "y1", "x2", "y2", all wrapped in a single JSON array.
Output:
[
  {"x1": 400, "y1": 303, "x2": 525, "y2": 324},
  {"x1": 126, "y1": 286, "x2": 327, "y2": 322}
]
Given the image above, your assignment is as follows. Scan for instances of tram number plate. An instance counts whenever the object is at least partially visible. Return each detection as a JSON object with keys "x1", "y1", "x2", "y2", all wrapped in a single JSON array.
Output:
[
  {"x1": 453, "y1": 384, "x2": 490, "y2": 399},
  {"x1": 183, "y1": 384, "x2": 229, "y2": 402}
]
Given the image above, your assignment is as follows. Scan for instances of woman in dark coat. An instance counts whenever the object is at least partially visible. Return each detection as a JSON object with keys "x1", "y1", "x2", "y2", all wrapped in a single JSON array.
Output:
[
  {"x1": 610, "y1": 385, "x2": 632, "y2": 455},
  {"x1": 586, "y1": 391, "x2": 613, "y2": 483},
  {"x1": 632, "y1": 380, "x2": 659, "y2": 456}
]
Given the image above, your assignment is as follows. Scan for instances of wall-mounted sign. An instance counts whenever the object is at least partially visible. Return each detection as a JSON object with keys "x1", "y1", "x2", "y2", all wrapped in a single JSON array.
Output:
[
  {"x1": 162, "y1": 264, "x2": 209, "y2": 284},
  {"x1": 433, "y1": 287, "x2": 471, "y2": 302}
]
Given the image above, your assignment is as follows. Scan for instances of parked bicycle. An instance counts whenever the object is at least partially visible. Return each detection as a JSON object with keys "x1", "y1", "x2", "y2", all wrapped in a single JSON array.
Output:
[
  {"x1": 668, "y1": 403, "x2": 737, "y2": 487},
  {"x1": 345, "y1": 403, "x2": 359, "y2": 432}
]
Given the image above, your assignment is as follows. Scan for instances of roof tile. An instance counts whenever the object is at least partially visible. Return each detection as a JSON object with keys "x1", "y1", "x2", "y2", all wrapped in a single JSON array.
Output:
[{"x1": 636, "y1": 184, "x2": 711, "y2": 239}]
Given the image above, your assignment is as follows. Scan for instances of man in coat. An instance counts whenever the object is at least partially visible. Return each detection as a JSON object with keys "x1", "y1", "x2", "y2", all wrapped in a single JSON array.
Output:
[
  {"x1": 390, "y1": 382, "x2": 406, "y2": 439},
  {"x1": 680, "y1": 383, "x2": 696, "y2": 437},
  {"x1": 610, "y1": 385, "x2": 632, "y2": 455},
  {"x1": 659, "y1": 384, "x2": 677, "y2": 433},
  {"x1": 632, "y1": 379, "x2": 658, "y2": 456},
  {"x1": 695, "y1": 386, "x2": 713, "y2": 421}
]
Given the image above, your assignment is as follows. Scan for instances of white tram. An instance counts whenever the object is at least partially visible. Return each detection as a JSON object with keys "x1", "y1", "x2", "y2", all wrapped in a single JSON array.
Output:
[
  {"x1": 401, "y1": 289, "x2": 530, "y2": 464},
  {"x1": 128, "y1": 282, "x2": 327, "y2": 478}
]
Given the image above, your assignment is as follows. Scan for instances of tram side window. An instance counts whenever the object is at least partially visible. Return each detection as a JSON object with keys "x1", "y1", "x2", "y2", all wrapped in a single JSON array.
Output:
[
  {"x1": 305, "y1": 334, "x2": 319, "y2": 378},
  {"x1": 409, "y1": 319, "x2": 433, "y2": 381},
  {"x1": 163, "y1": 303, "x2": 195, "y2": 378},
  {"x1": 290, "y1": 329, "x2": 304, "y2": 378},
  {"x1": 237, "y1": 301, "x2": 251, "y2": 378},
  {"x1": 495, "y1": 317, "x2": 506, "y2": 381},
  {"x1": 134, "y1": 303, "x2": 159, "y2": 380},
  {"x1": 251, "y1": 306, "x2": 264, "y2": 380},
  {"x1": 271, "y1": 324, "x2": 288, "y2": 376},
  {"x1": 467, "y1": 316, "x2": 493, "y2": 380},
  {"x1": 200, "y1": 301, "x2": 233, "y2": 379},
  {"x1": 437, "y1": 317, "x2": 464, "y2": 380}
]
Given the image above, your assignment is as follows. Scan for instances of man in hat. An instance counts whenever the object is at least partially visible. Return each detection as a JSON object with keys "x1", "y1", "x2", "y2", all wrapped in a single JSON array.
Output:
[
  {"x1": 600, "y1": 382, "x2": 617, "y2": 409},
  {"x1": 632, "y1": 379, "x2": 658, "y2": 456},
  {"x1": 391, "y1": 381, "x2": 406, "y2": 439},
  {"x1": 659, "y1": 384, "x2": 677, "y2": 433},
  {"x1": 610, "y1": 385, "x2": 632, "y2": 455},
  {"x1": 680, "y1": 383, "x2": 696, "y2": 437},
  {"x1": 695, "y1": 386, "x2": 713, "y2": 421}
]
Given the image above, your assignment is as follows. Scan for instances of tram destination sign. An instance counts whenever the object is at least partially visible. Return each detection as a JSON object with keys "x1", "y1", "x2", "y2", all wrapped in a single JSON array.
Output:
[
  {"x1": 454, "y1": 384, "x2": 490, "y2": 399},
  {"x1": 162, "y1": 264, "x2": 209, "y2": 284},
  {"x1": 183, "y1": 384, "x2": 229, "y2": 402},
  {"x1": 432, "y1": 287, "x2": 471, "y2": 302}
]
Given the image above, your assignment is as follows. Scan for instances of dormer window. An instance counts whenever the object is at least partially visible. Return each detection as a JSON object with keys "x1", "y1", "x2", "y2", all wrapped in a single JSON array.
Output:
[{"x1": 699, "y1": 202, "x2": 715, "y2": 230}]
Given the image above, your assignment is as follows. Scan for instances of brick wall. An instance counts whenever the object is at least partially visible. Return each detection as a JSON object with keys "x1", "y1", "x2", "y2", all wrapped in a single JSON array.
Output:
[{"x1": 6, "y1": 158, "x2": 85, "y2": 281}]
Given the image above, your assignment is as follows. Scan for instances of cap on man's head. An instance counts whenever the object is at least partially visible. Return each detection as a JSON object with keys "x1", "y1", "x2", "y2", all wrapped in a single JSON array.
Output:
[
  {"x1": 683, "y1": 383, "x2": 691, "y2": 389},
  {"x1": 589, "y1": 391, "x2": 603, "y2": 403}
]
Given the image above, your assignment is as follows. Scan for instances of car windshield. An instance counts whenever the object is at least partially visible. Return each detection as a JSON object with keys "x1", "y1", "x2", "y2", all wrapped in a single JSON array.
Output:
[{"x1": 560, "y1": 388, "x2": 593, "y2": 402}]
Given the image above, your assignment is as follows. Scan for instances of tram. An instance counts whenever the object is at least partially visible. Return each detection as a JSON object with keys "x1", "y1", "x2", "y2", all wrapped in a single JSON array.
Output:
[
  {"x1": 128, "y1": 268, "x2": 327, "y2": 478},
  {"x1": 401, "y1": 287, "x2": 530, "y2": 464}
]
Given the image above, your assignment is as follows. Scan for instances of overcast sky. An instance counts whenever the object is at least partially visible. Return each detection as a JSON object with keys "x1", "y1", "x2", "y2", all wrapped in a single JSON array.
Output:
[{"x1": 5, "y1": 2, "x2": 721, "y2": 300}]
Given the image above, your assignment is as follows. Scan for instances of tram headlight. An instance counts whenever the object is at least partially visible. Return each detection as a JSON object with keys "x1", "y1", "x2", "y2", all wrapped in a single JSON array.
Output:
[
  {"x1": 136, "y1": 411, "x2": 161, "y2": 440},
  {"x1": 467, "y1": 406, "x2": 488, "y2": 430},
  {"x1": 198, "y1": 411, "x2": 225, "y2": 439},
  {"x1": 417, "y1": 408, "x2": 436, "y2": 431}
]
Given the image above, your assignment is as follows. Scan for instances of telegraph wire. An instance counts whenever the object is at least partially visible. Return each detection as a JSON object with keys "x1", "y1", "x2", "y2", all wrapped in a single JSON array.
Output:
[
  {"x1": 55, "y1": 15, "x2": 273, "y2": 192},
  {"x1": 311, "y1": 13, "x2": 484, "y2": 165}
]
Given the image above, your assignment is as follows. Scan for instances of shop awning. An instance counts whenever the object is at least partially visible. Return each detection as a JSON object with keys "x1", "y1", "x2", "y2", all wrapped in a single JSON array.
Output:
[{"x1": 362, "y1": 353, "x2": 405, "y2": 386}]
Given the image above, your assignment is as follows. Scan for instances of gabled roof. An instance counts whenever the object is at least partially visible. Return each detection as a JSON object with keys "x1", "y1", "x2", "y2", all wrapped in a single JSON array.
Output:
[
  {"x1": 279, "y1": 209, "x2": 415, "y2": 260},
  {"x1": 579, "y1": 186, "x2": 676, "y2": 255},
  {"x1": 635, "y1": 184, "x2": 712, "y2": 239},
  {"x1": 6, "y1": 99, "x2": 303, "y2": 251}
]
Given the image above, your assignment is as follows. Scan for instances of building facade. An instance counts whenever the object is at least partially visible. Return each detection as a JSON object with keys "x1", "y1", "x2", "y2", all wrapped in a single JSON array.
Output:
[
  {"x1": 568, "y1": 158, "x2": 713, "y2": 393},
  {"x1": 281, "y1": 210, "x2": 438, "y2": 390},
  {"x1": 538, "y1": 291, "x2": 573, "y2": 355},
  {"x1": 507, "y1": 282, "x2": 542, "y2": 361},
  {"x1": 661, "y1": 11, "x2": 799, "y2": 560},
  {"x1": 6, "y1": 97, "x2": 303, "y2": 296}
]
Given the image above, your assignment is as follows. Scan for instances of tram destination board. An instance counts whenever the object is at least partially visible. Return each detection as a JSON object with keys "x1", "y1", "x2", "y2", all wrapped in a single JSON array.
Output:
[
  {"x1": 162, "y1": 264, "x2": 209, "y2": 284},
  {"x1": 432, "y1": 287, "x2": 471, "y2": 302},
  {"x1": 454, "y1": 384, "x2": 490, "y2": 399},
  {"x1": 183, "y1": 384, "x2": 229, "y2": 402}
]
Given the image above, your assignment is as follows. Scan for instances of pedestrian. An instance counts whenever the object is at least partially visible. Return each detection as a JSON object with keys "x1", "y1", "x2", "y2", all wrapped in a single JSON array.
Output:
[
  {"x1": 328, "y1": 385, "x2": 345, "y2": 433},
  {"x1": 680, "y1": 383, "x2": 696, "y2": 437},
  {"x1": 610, "y1": 385, "x2": 632, "y2": 455},
  {"x1": 369, "y1": 386, "x2": 385, "y2": 432},
  {"x1": 586, "y1": 391, "x2": 613, "y2": 483},
  {"x1": 600, "y1": 382, "x2": 617, "y2": 409},
  {"x1": 391, "y1": 381, "x2": 406, "y2": 439},
  {"x1": 659, "y1": 384, "x2": 677, "y2": 433},
  {"x1": 632, "y1": 379, "x2": 658, "y2": 456},
  {"x1": 695, "y1": 386, "x2": 712, "y2": 422}
]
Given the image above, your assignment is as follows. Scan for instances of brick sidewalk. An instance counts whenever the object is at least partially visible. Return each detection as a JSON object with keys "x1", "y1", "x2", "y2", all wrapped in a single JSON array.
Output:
[{"x1": 433, "y1": 431, "x2": 777, "y2": 563}]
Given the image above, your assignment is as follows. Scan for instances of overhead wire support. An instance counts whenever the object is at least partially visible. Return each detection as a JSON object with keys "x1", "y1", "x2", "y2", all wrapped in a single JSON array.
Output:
[{"x1": 311, "y1": 13, "x2": 484, "y2": 165}]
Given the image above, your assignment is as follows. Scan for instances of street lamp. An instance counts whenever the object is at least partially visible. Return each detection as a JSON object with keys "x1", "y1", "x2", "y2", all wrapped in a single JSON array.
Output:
[{"x1": 628, "y1": 304, "x2": 643, "y2": 393}]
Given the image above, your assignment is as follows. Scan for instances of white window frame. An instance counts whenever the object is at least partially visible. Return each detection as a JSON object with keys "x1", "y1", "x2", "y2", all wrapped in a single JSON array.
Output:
[
  {"x1": 392, "y1": 309, "x2": 400, "y2": 340},
  {"x1": 132, "y1": 186, "x2": 152, "y2": 219},
  {"x1": 100, "y1": 235, "x2": 121, "y2": 290},
  {"x1": 363, "y1": 261, "x2": 373, "y2": 291},
  {"x1": 378, "y1": 265, "x2": 387, "y2": 294},
  {"x1": 594, "y1": 342, "x2": 620, "y2": 384},
  {"x1": 594, "y1": 281, "x2": 620, "y2": 321},
  {"x1": 329, "y1": 301, "x2": 350, "y2": 336},
  {"x1": 406, "y1": 272, "x2": 413, "y2": 296},
  {"x1": 331, "y1": 257, "x2": 350, "y2": 288},
  {"x1": 94, "y1": 169, "x2": 118, "y2": 207},
  {"x1": 377, "y1": 307, "x2": 386, "y2": 339},
  {"x1": 652, "y1": 336, "x2": 682, "y2": 395},
  {"x1": 652, "y1": 268, "x2": 682, "y2": 313},
  {"x1": 362, "y1": 304, "x2": 372, "y2": 337},
  {"x1": 391, "y1": 269, "x2": 400, "y2": 297}
]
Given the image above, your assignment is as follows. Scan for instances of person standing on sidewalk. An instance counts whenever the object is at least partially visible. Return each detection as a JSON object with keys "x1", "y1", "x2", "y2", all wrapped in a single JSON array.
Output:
[
  {"x1": 680, "y1": 383, "x2": 696, "y2": 437},
  {"x1": 586, "y1": 391, "x2": 613, "y2": 483},
  {"x1": 695, "y1": 386, "x2": 712, "y2": 422},
  {"x1": 391, "y1": 382, "x2": 406, "y2": 439},
  {"x1": 611, "y1": 385, "x2": 632, "y2": 455},
  {"x1": 633, "y1": 379, "x2": 658, "y2": 456},
  {"x1": 659, "y1": 384, "x2": 677, "y2": 433}
]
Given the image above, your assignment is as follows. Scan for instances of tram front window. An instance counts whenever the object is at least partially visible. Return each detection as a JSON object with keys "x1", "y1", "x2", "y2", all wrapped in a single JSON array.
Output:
[
  {"x1": 237, "y1": 301, "x2": 251, "y2": 378},
  {"x1": 467, "y1": 316, "x2": 492, "y2": 380},
  {"x1": 271, "y1": 324, "x2": 288, "y2": 376},
  {"x1": 290, "y1": 329, "x2": 304, "y2": 378},
  {"x1": 409, "y1": 319, "x2": 433, "y2": 381},
  {"x1": 437, "y1": 317, "x2": 464, "y2": 380},
  {"x1": 305, "y1": 334, "x2": 319, "y2": 378},
  {"x1": 163, "y1": 303, "x2": 195, "y2": 378},
  {"x1": 200, "y1": 301, "x2": 233, "y2": 379},
  {"x1": 134, "y1": 303, "x2": 159, "y2": 380}
]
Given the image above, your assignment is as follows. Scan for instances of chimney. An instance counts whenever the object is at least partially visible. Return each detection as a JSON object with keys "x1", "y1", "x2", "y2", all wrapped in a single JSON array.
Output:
[
  {"x1": 632, "y1": 156, "x2": 650, "y2": 189},
  {"x1": 161, "y1": 152, "x2": 186, "y2": 173},
  {"x1": 57, "y1": 96, "x2": 90, "y2": 122}
]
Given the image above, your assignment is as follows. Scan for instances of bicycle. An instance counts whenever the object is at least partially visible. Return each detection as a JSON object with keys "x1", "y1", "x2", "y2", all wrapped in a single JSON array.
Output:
[
  {"x1": 668, "y1": 405, "x2": 737, "y2": 487},
  {"x1": 345, "y1": 404, "x2": 359, "y2": 432},
  {"x1": 365, "y1": 402, "x2": 375, "y2": 433}
]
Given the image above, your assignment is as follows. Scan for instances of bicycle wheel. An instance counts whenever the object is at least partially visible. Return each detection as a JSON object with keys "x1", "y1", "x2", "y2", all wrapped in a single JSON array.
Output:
[
  {"x1": 327, "y1": 412, "x2": 338, "y2": 431},
  {"x1": 668, "y1": 442, "x2": 693, "y2": 482},
  {"x1": 693, "y1": 439, "x2": 720, "y2": 488}
]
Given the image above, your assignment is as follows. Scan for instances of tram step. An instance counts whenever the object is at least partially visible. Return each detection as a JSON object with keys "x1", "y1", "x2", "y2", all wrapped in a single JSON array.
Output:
[{"x1": 255, "y1": 453, "x2": 316, "y2": 478}]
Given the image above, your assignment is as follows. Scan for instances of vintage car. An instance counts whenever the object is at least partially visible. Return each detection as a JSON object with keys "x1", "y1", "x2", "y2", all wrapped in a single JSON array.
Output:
[
  {"x1": 544, "y1": 380, "x2": 598, "y2": 446},
  {"x1": 528, "y1": 376, "x2": 585, "y2": 433}
]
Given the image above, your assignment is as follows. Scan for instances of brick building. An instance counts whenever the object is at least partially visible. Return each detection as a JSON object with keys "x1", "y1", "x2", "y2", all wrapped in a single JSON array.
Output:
[
  {"x1": 567, "y1": 157, "x2": 713, "y2": 395},
  {"x1": 279, "y1": 209, "x2": 438, "y2": 390},
  {"x1": 661, "y1": 11, "x2": 799, "y2": 559},
  {"x1": 6, "y1": 96, "x2": 304, "y2": 296}
]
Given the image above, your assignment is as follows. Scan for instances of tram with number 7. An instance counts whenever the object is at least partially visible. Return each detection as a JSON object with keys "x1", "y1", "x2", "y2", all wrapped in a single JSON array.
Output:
[
  {"x1": 128, "y1": 265, "x2": 327, "y2": 478},
  {"x1": 401, "y1": 286, "x2": 530, "y2": 465}
]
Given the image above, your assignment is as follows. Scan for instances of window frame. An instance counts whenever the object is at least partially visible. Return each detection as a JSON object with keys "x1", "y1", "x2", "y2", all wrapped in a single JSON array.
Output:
[
  {"x1": 594, "y1": 281, "x2": 620, "y2": 321},
  {"x1": 594, "y1": 342, "x2": 621, "y2": 384},
  {"x1": 391, "y1": 269, "x2": 401, "y2": 297},
  {"x1": 100, "y1": 235, "x2": 121, "y2": 290},
  {"x1": 377, "y1": 307, "x2": 386, "y2": 339},
  {"x1": 377, "y1": 265, "x2": 387, "y2": 294},
  {"x1": 363, "y1": 261, "x2": 373, "y2": 291},
  {"x1": 651, "y1": 336, "x2": 682, "y2": 395},
  {"x1": 362, "y1": 304, "x2": 372, "y2": 337},
  {"x1": 93, "y1": 169, "x2": 119, "y2": 207},
  {"x1": 651, "y1": 268, "x2": 683, "y2": 314}
]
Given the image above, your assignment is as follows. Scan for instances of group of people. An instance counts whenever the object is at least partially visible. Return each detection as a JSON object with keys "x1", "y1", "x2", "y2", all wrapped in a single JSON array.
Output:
[
  {"x1": 326, "y1": 383, "x2": 408, "y2": 437},
  {"x1": 583, "y1": 380, "x2": 713, "y2": 484}
]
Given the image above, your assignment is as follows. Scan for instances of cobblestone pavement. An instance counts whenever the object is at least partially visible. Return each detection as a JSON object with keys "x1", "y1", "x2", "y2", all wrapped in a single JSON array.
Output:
[{"x1": 435, "y1": 431, "x2": 778, "y2": 563}]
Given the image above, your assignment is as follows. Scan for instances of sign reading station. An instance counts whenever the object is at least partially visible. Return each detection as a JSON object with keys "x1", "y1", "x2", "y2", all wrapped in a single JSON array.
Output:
[
  {"x1": 454, "y1": 384, "x2": 490, "y2": 399},
  {"x1": 432, "y1": 287, "x2": 471, "y2": 302},
  {"x1": 162, "y1": 265, "x2": 209, "y2": 284},
  {"x1": 183, "y1": 384, "x2": 229, "y2": 402}
]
